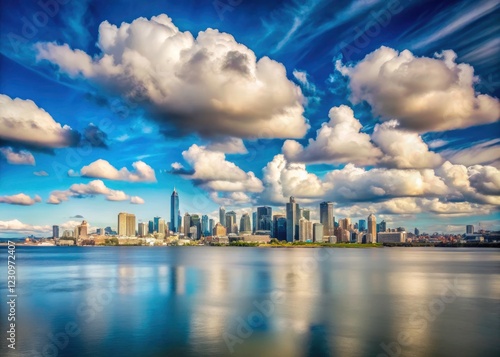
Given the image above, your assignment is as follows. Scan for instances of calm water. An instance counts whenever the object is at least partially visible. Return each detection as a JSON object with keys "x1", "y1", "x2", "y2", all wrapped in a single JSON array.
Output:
[{"x1": 0, "y1": 247, "x2": 499, "y2": 357}]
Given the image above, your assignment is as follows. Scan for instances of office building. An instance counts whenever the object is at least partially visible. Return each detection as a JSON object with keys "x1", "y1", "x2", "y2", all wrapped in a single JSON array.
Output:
[
  {"x1": 257, "y1": 206, "x2": 272, "y2": 231},
  {"x1": 209, "y1": 219, "x2": 215, "y2": 236},
  {"x1": 299, "y1": 218, "x2": 313, "y2": 242},
  {"x1": 158, "y1": 219, "x2": 166, "y2": 235},
  {"x1": 202, "y1": 215, "x2": 209, "y2": 236},
  {"x1": 286, "y1": 196, "x2": 298, "y2": 242},
  {"x1": 219, "y1": 206, "x2": 226, "y2": 226},
  {"x1": 190, "y1": 214, "x2": 201, "y2": 239},
  {"x1": 52, "y1": 225, "x2": 59, "y2": 239},
  {"x1": 368, "y1": 214, "x2": 376, "y2": 242},
  {"x1": 414, "y1": 227, "x2": 420, "y2": 236},
  {"x1": 148, "y1": 220, "x2": 154, "y2": 234},
  {"x1": 138, "y1": 222, "x2": 148, "y2": 237},
  {"x1": 320, "y1": 201, "x2": 334, "y2": 237},
  {"x1": 313, "y1": 223, "x2": 323, "y2": 243},
  {"x1": 225, "y1": 211, "x2": 237, "y2": 233},
  {"x1": 466, "y1": 225, "x2": 474, "y2": 234},
  {"x1": 378, "y1": 231, "x2": 407, "y2": 243},
  {"x1": 252, "y1": 211, "x2": 257, "y2": 233},
  {"x1": 213, "y1": 223, "x2": 227, "y2": 236},
  {"x1": 240, "y1": 213, "x2": 252, "y2": 234},
  {"x1": 302, "y1": 209, "x2": 311, "y2": 221},
  {"x1": 183, "y1": 213, "x2": 191, "y2": 238},
  {"x1": 358, "y1": 219, "x2": 366, "y2": 232},
  {"x1": 153, "y1": 216, "x2": 161, "y2": 232},
  {"x1": 170, "y1": 188, "x2": 179, "y2": 233}
]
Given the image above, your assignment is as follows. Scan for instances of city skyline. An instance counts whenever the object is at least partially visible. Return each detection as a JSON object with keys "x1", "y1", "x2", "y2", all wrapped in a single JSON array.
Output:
[{"x1": 1, "y1": 0, "x2": 499, "y2": 238}]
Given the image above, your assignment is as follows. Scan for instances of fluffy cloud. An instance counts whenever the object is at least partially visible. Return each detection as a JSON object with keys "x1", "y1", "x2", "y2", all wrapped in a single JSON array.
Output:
[
  {"x1": 47, "y1": 180, "x2": 131, "y2": 204},
  {"x1": 36, "y1": 14, "x2": 309, "y2": 139},
  {"x1": 337, "y1": 46, "x2": 499, "y2": 132},
  {"x1": 206, "y1": 137, "x2": 247, "y2": 154},
  {"x1": 436, "y1": 161, "x2": 500, "y2": 205},
  {"x1": 0, "y1": 193, "x2": 42, "y2": 206},
  {"x1": 283, "y1": 105, "x2": 442, "y2": 169},
  {"x1": 209, "y1": 192, "x2": 252, "y2": 206},
  {"x1": 323, "y1": 164, "x2": 447, "y2": 202},
  {"x1": 0, "y1": 147, "x2": 35, "y2": 165},
  {"x1": 0, "y1": 220, "x2": 50, "y2": 234},
  {"x1": 371, "y1": 121, "x2": 443, "y2": 169},
  {"x1": 180, "y1": 144, "x2": 263, "y2": 193},
  {"x1": 130, "y1": 196, "x2": 145, "y2": 204},
  {"x1": 79, "y1": 159, "x2": 157, "y2": 182},
  {"x1": 0, "y1": 94, "x2": 79, "y2": 149},
  {"x1": 283, "y1": 105, "x2": 382, "y2": 165},
  {"x1": 261, "y1": 154, "x2": 326, "y2": 205}
]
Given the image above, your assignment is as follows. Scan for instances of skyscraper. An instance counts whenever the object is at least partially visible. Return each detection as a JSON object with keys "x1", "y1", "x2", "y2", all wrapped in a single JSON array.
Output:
[
  {"x1": 466, "y1": 225, "x2": 474, "y2": 234},
  {"x1": 190, "y1": 214, "x2": 201, "y2": 239},
  {"x1": 358, "y1": 219, "x2": 367, "y2": 232},
  {"x1": 202, "y1": 215, "x2": 209, "y2": 236},
  {"x1": 368, "y1": 214, "x2": 377, "y2": 243},
  {"x1": 126, "y1": 215, "x2": 136, "y2": 236},
  {"x1": 225, "y1": 211, "x2": 237, "y2": 233},
  {"x1": 183, "y1": 213, "x2": 191, "y2": 238},
  {"x1": 313, "y1": 223, "x2": 323, "y2": 243},
  {"x1": 252, "y1": 211, "x2": 257, "y2": 233},
  {"x1": 158, "y1": 218, "x2": 166, "y2": 235},
  {"x1": 170, "y1": 188, "x2": 179, "y2": 233},
  {"x1": 209, "y1": 219, "x2": 215, "y2": 236},
  {"x1": 52, "y1": 225, "x2": 59, "y2": 239},
  {"x1": 257, "y1": 206, "x2": 272, "y2": 231},
  {"x1": 118, "y1": 213, "x2": 128, "y2": 236},
  {"x1": 286, "y1": 196, "x2": 298, "y2": 242},
  {"x1": 153, "y1": 216, "x2": 161, "y2": 232},
  {"x1": 138, "y1": 222, "x2": 148, "y2": 237},
  {"x1": 148, "y1": 220, "x2": 154, "y2": 234},
  {"x1": 240, "y1": 213, "x2": 252, "y2": 233},
  {"x1": 272, "y1": 214, "x2": 285, "y2": 238},
  {"x1": 302, "y1": 209, "x2": 311, "y2": 221},
  {"x1": 320, "y1": 202, "x2": 334, "y2": 237},
  {"x1": 219, "y1": 206, "x2": 226, "y2": 226}
]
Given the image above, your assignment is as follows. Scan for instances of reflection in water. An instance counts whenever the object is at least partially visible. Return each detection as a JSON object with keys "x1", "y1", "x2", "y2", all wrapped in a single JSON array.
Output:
[{"x1": 0, "y1": 247, "x2": 498, "y2": 357}]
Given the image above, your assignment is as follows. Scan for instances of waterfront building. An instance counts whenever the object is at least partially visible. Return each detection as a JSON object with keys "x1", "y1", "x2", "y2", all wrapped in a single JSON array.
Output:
[
  {"x1": 466, "y1": 225, "x2": 474, "y2": 234},
  {"x1": 219, "y1": 206, "x2": 226, "y2": 226},
  {"x1": 202, "y1": 215, "x2": 209, "y2": 236},
  {"x1": 313, "y1": 223, "x2": 323, "y2": 243},
  {"x1": 368, "y1": 214, "x2": 377, "y2": 242},
  {"x1": 378, "y1": 231, "x2": 407, "y2": 243},
  {"x1": 183, "y1": 213, "x2": 191, "y2": 238},
  {"x1": 240, "y1": 213, "x2": 252, "y2": 234},
  {"x1": 52, "y1": 225, "x2": 59, "y2": 239},
  {"x1": 286, "y1": 196, "x2": 298, "y2": 242},
  {"x1": 257, "y1": 206, "x2": 272, "y2": 231},
  {"x1": 358, "y1": 219, "x2": 367, "y2": 232},
  {"x1": 170, "y1": 188, "x2": 179, "y2": 233},
  {"x1": 320, "y1": 201, "x2": 334, "y2": 237}
]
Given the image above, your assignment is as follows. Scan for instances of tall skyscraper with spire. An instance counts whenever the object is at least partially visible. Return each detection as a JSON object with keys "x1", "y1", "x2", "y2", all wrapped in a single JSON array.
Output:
[
  {"x1": 286, "y1": 196, "x2": 298, "y2": 242},
  {"x1": 368, "y1": 213, "x2": 377, "y2": 243},
  {"x1": 170, "y1": 188, "x2": 179, "y2": 233}
]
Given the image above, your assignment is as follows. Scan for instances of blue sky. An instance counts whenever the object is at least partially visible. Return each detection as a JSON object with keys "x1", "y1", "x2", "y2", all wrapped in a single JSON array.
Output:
[{"x1": 0, "y1": 0, "x2": 499, "y2": 237}]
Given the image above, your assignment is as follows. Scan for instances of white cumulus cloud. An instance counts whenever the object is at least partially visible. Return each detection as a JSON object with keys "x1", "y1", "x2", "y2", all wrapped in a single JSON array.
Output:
[
  {"x1": 36, "y1": 14, "x2": 309, "y2": 139},
  {"x1": 79, "y1": 159, "x2": 157, "y2": 182},
  {"x1": 0, "y1": 147, "x2": 35, "y2": 165},
  {"x1": 336, "y1": 46, "x2": 499, "y2": 132}
]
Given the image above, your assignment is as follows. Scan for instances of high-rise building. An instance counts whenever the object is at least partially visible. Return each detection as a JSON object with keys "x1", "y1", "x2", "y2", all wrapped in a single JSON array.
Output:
[
  {"x1": 126, "y1": 215, "x2": 135, "y2": 236},
  {"x1": 209, "y1": 219, "x2": 215, "y2": 236},
  {"x1": 153, "y1": 216, "x2": 161, "y2": 233},
  {"x1": 313, "y1": 223, "x2": 323, "y2": 243},
  {"x1": 118, "y1": 213, "x2": 128, "y2": 236},
  {"x1": 148, "y1": 220, "x2": 154, "y2": 234},
  {"x1": 377, "y1": 220, "x2": 387, "y2": 233},
  {"x1": 368, "y1": 214, "x2": 376, "y2": 242},
  {"x1": 414, "y1": 227, "x2": 420, "y2": 236},
  {"x1": 299, "y1": 218, "x2": 313, "y2": 242},
  {"x1": 138, "y1": 222, "x2": 148, "y2": 237},
  {"x1": 170, "y1": 188, "x2": 179, "y2": 233},
  {"x1": 358, "y1": 219, "x2": 367, "y2": 232},
  {"x1": 240, "y1": 213, "x2": 252, "y2": 234},
  {"x1": 183, "y1": 213, "x2": 191, "y2": 238},
  {"x1": 213, "y1": 223, "x2": 226, "y2": 236},
  {"x1": 52, "y1": 225, "x2": 59, "y2": 239},
  {"x1": 78, "y1": 220, "x2": 88, "y2": 238},
  {"x1": 225, "y1": 211, "x2": 237, "y2": 233},
  {"x1": 190, "y1": 214, "x2": 201, "y2": 239},
  {"x1": 252, "y1": 211, "x2": 257, "y2": 233},
  {"x1": 257, "y1": 206, "x2": 272, "y2": 231},
  {"x1": 219, "y1": 206, "x2": 226, "y2": 226},
  {"x1": 320, "y1": 202, "x2": 334, "y2": 237},
  {"x1": 272, "y1": 214, "x2": 285, "y2": 238},
  {"x1": 158, "y1": 219, "x2": 166, "y2": 235},
  {"x1": 466, "y1": 225, "x2": 474, "y2": 234},
  {"x1": 286, "y1": 196, "x2": 298, "y2": 242},
  {"x1": 202, "y1": 215, "x2": 209, "y2": 236},
  {"x1": 302, "y1": 209, "x2": 311, "y2": 221}
]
